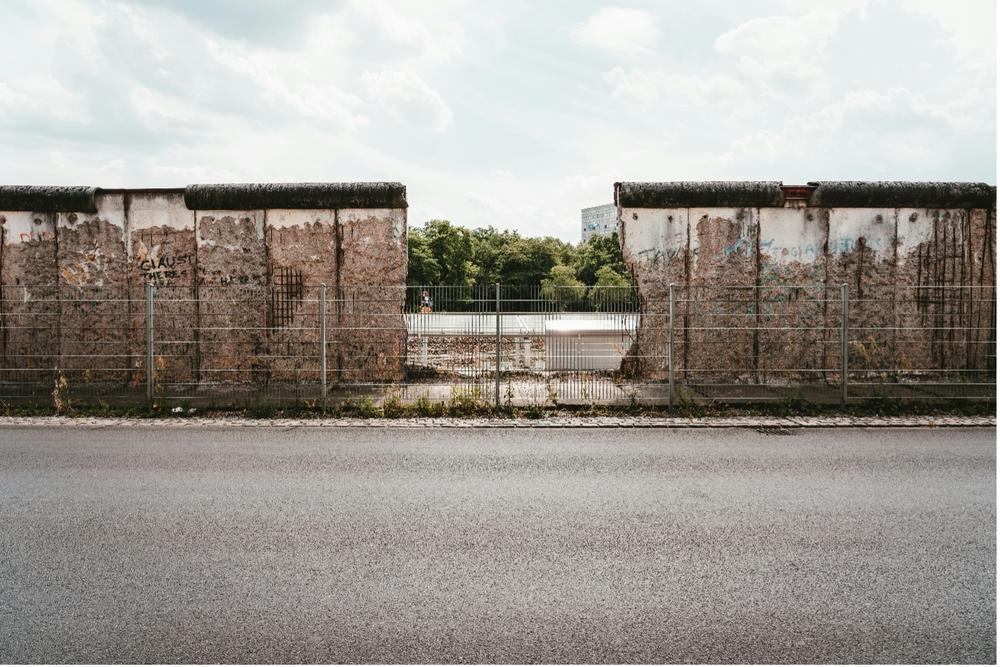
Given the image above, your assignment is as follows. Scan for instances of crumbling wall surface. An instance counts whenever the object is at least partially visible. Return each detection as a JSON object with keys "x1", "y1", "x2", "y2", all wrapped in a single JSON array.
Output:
[
  {"x1": 618, "y1": 207, "x2": 688, "y2": 380},
  {"x1": 0, "y1": 211, "x2": 58, "y2": 389},
  {"x1": 895, "y1": 207, "x2": 992, "y2": 380},
  {"x1": 336, "y1": 208, "x2": 408, "y2": 383},
  {"x1": 195, "y1": 209, "x2": 269, "y2": 388},
  {"x1": 57, "y1": 193, "x2": 131, "y2": 384},
  {"x1": 0, "y1": 181, "x2": 408, "y2": 400},
  {"x1": 757, "y1": 208, "x2": 829, "y2": 383},
  {"x1": 968, "y1": 209, "x2": 996, "y2": 375},
  {"x1": 825, "y1": 208, "x2": 898, "y2": 376},
  {"x1": 265, "y1": 209, "x2": 337, "y2": 383},
  {"x1": 617, "y1": 181, "x2": 996, "y2": 387},
  {"x1": 127, "y1": 191, "x2": 196, "y2": 390},
  {"x1": 186, "y1": 182, "x2": 408, "y2": 389},
  {"x1": 687, "y1": 207, "x2": 758, "y2": 386}
]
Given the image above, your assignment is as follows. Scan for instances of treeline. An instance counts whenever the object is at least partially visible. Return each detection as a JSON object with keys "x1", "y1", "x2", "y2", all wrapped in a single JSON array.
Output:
[{"x1": 406, "y1": 220, "x2": 631, "y2": 292}]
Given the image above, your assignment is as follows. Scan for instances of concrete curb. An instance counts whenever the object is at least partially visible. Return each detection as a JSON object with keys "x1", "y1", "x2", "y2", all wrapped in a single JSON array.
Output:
[{"x1": 0, "y1": 416, "x2": 994, "y2": 429}]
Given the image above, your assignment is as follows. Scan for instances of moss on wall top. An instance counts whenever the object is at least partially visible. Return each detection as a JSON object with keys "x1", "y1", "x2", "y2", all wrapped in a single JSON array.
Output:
[
  {"x1": 0, "y1": 186, "x2": 100, "y2": 213},
  {"x1": 615, "y1": 181, "x2": 785, "y2": 208},
  {"x1": 808, "y1": 181, "x2": 996, "y2": 208},
  {"x1": 183, "y1": 182, "x2": 407, "y2": 210},
  {"x1": 615, "y1": 180, "x2": 997, "y2": 209}
]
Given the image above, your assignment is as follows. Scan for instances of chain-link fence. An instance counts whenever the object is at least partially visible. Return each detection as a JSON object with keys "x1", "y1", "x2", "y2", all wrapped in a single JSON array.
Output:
[{"x1": 0, "y1": 283, "x2": 993, "y2": 409}]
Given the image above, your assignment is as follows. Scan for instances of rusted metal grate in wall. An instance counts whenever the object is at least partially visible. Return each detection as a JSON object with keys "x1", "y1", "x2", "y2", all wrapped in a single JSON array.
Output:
[{"x1": 268, "y1": 265, "x2": 304, "y2": 329}]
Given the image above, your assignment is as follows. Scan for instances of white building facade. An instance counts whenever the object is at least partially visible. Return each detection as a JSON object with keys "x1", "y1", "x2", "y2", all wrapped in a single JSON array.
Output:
[{"x1": 581, "y1": 203, "x2": 618, "y2": 242}]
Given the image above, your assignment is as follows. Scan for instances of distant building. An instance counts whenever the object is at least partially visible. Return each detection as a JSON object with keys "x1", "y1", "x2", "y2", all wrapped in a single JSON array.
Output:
[{"x1": 581, "y1": 203, "x2": 618, "y2": 242}]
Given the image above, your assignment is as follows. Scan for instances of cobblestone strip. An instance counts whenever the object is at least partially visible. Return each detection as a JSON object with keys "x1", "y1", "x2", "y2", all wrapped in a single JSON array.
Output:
[{"x1": 0, "y1": 416, "x2": 993, "y2": 429}]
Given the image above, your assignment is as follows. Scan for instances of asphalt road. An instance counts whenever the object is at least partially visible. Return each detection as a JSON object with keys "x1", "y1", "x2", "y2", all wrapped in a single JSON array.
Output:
[{"x1": 0, "y1": 426, "x2": 994, "y2": 663}]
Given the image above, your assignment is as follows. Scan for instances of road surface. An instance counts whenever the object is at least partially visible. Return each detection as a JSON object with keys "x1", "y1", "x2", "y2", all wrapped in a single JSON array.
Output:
[{"x1": 0, "y1": 426, "x2": 994, "y2": 663}]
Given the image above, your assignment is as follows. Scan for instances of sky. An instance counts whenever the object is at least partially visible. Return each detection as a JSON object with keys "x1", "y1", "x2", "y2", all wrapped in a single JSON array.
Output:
[{"x1": 0, "y1": 0, "x2": 995, "y2": 242}]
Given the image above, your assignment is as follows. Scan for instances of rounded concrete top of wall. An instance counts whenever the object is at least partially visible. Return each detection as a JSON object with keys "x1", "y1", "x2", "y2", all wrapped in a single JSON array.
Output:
[
  {"x1": 183, "y1": 182, "x2": 407, "y2": 210},
  {"x1": 0, "y1": 186, "x2": 100, "y2": 213},
  {"x1": 615, "y1": 181, "x2": 785, "y2": 208},
  {"x1": 808, "y1": 181, "x2": 996, "y2": 208}
]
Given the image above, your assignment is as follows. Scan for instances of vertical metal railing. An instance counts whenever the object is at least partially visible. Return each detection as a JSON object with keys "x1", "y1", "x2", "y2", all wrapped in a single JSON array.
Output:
[
  {"x1": 668, "y1": 283, "x2": 675, "y2": 407},
  {"x1": 319, "y1": 283, "x2": 327, "y2": 412},
  {"x1": 495, "y1": 282, "x2": 501, "y2": 408},
  {"x1": 841, "y1": 283, "x2": 849, "y2": 406},
  {"x1": 145, "y1": 282, "x2": 154, "y2": 409}
]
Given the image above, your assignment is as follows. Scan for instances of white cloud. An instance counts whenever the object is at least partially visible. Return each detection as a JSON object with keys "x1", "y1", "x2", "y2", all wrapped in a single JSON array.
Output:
[
  {"x1": 347, "y1": 1, "x2": 465, "y2": 64},
  {"x1": 901, "y1": 0, "x2": 995, "y2": 70},
  {"x1": 709, "y1": 83, "x2": 995, "y2": 177},
  {"x1": 605, "y1": 67, "x2": 745, "y2": 108},
  {"x1": 0, "y1": 77, "x2": 88, "y2": 124},
  {"x1": 571, "y1": 7, "x2": 659, "y2": 57},
  {"x1": 713, "y1": 8, "x2": 853, "y2": 99},
  {"x1": 731, "y1": 56, "x2": 831, "y2": 99},
  {"x1": 809, "y1": 87, "x2": 993, "y2": 135},
  {"x1": 206, "y1": 40, "x2": 368, "y2": 131},
  {"x1": 714, "y1": 12, "x2": 840, "y2": 60},
  {"x1": 361, "y1": 69, "x2": 454, "y2": 132}
]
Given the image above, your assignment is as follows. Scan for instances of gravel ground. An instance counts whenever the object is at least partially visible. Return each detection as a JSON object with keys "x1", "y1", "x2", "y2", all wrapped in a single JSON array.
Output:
[
  {"x1": 0, "y1": 425, "x2": 994, "y2": 663},
  {"x1": 0, "y1": 414, "x2": 994, "y2": 428}
]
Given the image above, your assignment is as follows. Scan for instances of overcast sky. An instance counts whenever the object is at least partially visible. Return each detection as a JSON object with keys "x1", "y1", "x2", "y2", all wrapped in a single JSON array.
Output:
[{"x1": 1, "y1": 0, "x2": 995, "y2": 241}]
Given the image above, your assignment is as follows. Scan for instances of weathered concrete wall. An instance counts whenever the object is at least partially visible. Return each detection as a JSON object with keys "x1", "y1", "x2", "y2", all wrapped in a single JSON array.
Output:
[
  {"x1": 0, "y1": 182, "x2": 408, "y2": 398},
  {"x1": 895, "y1": 207, "x2": 992, "y2": 376},
  {"x1": 265, "y1": 209, "x2": 336, "y2": 383},
  {"x1": 617, "y1": 181, "x2": 996, "y2": 388},
  {"x1": 619, "y1": 208, "x2": 687, "y2": 380},
  {"x1": 825, "y1": 207, "x2": 898, "y2": 376},
  {"x1": 56, "y1": 192, "x2": 130, "y2": 383},
  {"x1": 0, "y1": 211, "x2": 58, "y2": 387},
  {"x1": 194, "y1": 208, "x2": 269, "y2": 387},
  {"x1": 127, "y1": 191, "x2": 197, "y2": 389},
  {"x1": 688, "y1": 207, "x2": 758, "y2": 384},
  {"x1": 757, "y1": 207, "x2": 829, "y2": 383},
  {"x1": 336, "y1": 208, "x2": 408, "y2": 383}
]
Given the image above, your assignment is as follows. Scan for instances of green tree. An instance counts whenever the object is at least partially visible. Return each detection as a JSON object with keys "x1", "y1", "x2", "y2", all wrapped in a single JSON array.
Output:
[
  {"x1": 419, "y1": 220, "x2": 477, "y2": 286},
  {"x1": 469, "y1": 227, "x2": 573, "y2": 285},
  {"x1": 406, "y1": 228, "x2": 441, "y2": 285},
  {"x1": 407, "y1": 222, "x2": 629, "y2": 290},
  {"x1": 572, "y1": 232, "x2": 627, "y2": 286},
  {"x1": 470, "y1": 226, "x2": 516, "y2": 285},
  {"x1": 541, "y1": 264, "x2": 586, "y2": 310},
  {"x1": 590, "y1": 265, "x2": 631, "y2": 310},
  {"x1": 502, "y1": 237, "x2": 570, "y2": 285}
]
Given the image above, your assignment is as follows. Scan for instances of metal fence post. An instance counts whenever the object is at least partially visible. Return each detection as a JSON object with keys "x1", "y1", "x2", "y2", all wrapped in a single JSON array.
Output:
[
  {"x1": 319, "y1": 283, "x2": 327, "y2": 412},
  {"x1": 495, "y1": 282, "x2": 501, "y2": 409},
  {"x1": 841, "y1": 283, "x2": 849, "y2": 407},
  {"x1": 668, "y1": 283, "x2": 675, "y2": 408},
  {"x1": 145, "y1": 282, "x2": 154, "y2": 409}
]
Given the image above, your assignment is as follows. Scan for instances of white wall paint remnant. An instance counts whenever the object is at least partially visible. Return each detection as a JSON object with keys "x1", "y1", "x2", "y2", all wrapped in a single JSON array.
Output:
[
  {"x1": 620, "y1": 207, "x2": 688, "y2": 268},
  {"x1": 758, "y1": 207, "x2": 824, "y2": 266},
  {"x1": 266, "y1": 209, "x2": 336, "y2": 229},
  {"x1": 827, "y1": 208, "x2": 896, "y2": 261},
  {"x1": 339, "y1": 208, "x2": 407, "y2": 249}
]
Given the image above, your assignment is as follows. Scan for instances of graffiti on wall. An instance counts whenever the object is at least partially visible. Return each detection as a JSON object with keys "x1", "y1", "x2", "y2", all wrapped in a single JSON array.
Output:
[
  {"x1": 19, "y1": 228, "x2": 55, "y2": 244},
  {"x1": 136, "y1": 240, "x2": 193, "y2": 285}
]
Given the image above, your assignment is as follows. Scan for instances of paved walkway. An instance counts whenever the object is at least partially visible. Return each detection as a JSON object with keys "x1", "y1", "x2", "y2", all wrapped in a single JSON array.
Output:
[{"x1": 0, "y1": 415, "x2": 993, "y2": 428}]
